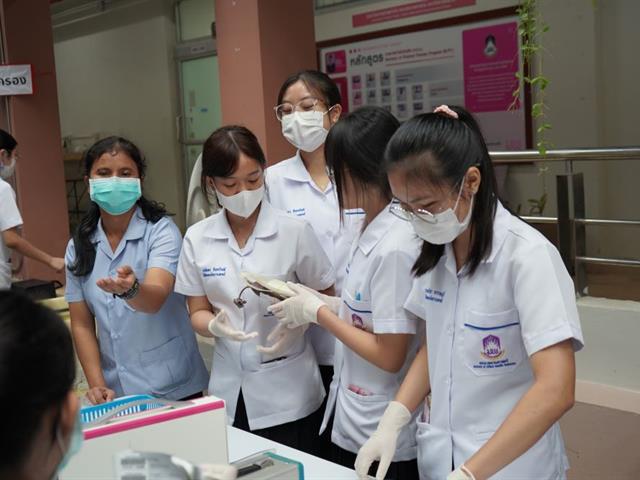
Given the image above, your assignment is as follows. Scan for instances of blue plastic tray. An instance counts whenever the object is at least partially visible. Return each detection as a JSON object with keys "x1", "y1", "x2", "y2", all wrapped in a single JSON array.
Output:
[{"x1": 80, "y1": 394, "x2": 164, "y2": 424}]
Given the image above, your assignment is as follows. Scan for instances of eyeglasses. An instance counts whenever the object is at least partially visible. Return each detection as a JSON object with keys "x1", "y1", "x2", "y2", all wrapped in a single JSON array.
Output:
[
  {"x1": 389, "y1": 203, "x2": 441, "y2": 224},
  {"x1": 389, "y1": 175, "x2": 470, "y2": 224},
  {"x1": 274, "y1": 97, "x2": 327, "y2": 121}
]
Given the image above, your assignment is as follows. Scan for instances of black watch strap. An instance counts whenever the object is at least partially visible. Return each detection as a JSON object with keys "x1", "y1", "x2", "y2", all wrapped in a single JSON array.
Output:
[{"x1": 114, "y1": 278, "x2": 140, "y2": 300}]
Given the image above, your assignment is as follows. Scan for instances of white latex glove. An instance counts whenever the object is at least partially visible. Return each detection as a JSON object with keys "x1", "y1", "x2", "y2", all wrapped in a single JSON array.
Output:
[
  {"x1": 256, "y1": 323, "x2": 309, "y2": 356},
  {"x1": 267, "y1": 282, "x2": 326, "y2": 328},
  {"x1": 208, "y1": 310, "x2": 258, "y2": 342},
  {"x1": 199, "y1": 464, "x2": 238, "y2": 480},
  {"x1": 295, "y1": 283, "x2": 342, "y2": 314},
  {"x1": 354, "y1": 401, "x2": 411, "y2": 480},
  {"x1": 447, "y1": 466, "x2": 476, "y2": 480},
  {"x1": 171, "y1": 456, "x2": 238, "y2": 480}
]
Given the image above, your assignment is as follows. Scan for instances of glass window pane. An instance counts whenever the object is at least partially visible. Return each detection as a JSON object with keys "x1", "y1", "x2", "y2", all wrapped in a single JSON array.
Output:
[{"x1": 178, "y1": 0, "x2": 215, "y2": 41}]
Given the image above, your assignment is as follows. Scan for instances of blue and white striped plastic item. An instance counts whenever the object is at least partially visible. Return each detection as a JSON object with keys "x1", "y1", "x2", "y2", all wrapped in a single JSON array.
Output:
[{"x1": 80, "y1": 394, "x2": 164, "y2": 424}]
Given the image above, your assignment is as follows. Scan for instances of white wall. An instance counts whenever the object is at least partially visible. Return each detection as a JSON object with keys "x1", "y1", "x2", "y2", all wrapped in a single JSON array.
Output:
[
  {"x1": 597, "y1": 0, "x2": 640, "y2": 258},
  {"x1": 53, "y1": 0, "x2": 186, "y2": 228}
]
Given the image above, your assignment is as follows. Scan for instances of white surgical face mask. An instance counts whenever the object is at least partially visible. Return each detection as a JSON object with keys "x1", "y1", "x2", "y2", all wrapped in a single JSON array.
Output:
[
  {"x1": 0, "y1": 156, "x2": 16, "y2": 179},
  {"x1": 217, "y1": 184, "x2": 264, "y2": 219},
  {"x1": 281, "y1": 109, "x2": 332, "y2": 152},
  {"x1": 410, "y1": 183, "x2": 474, "y2": 245}
]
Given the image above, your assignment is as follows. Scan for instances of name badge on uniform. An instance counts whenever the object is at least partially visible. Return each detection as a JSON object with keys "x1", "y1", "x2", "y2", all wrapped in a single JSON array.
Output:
[
  {"x1": 288, "y1": 207, "x2": 306, "y2": 217},
  {"x1": 424, "y1": 288, "x2": 445, "y2": 303},
  {"x1": 202, "y1": 266, "x2": 226, "y2": 278}
]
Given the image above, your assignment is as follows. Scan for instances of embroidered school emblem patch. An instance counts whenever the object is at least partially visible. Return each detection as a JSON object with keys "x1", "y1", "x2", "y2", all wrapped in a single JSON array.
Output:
[
  {"x1": 481, "y1": 334, "x2": 505, "y2": 360},
  {"x1": 351, "y1": 313, "x2": 365, "y2": 330}
]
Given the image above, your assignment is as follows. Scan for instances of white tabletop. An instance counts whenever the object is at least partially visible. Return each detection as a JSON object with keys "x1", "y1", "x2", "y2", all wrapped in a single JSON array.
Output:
[{"x1": 227, "y1": 426, "x2": 359, "y2": 480}]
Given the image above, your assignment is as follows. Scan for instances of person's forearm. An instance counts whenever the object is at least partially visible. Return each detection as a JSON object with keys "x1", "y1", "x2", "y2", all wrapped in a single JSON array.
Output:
[
  {"x1": 4, "y1": 231, "x2": 53, "y2": 267},
  {"x1": 190, "y1": 309, "x2": 215, "y2": 337},
  {"x1": 395, "y1": 343, "x2": 430, "y2": 413},
  {"x1": 125, "y1": 282, "x2": 170, "y2": 314},
  {"x1": 464, "y1": 378, "x2": 574, "y2": 479},
  {"x1": 317, "y1": 306, "x2": 410, "y2": 372},
  {"x1": 70, "y1": 319, "x2": 107, "y2": 388}
]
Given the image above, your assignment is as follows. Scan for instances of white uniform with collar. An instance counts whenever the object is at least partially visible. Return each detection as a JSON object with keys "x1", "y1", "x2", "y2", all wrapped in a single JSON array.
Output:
[
  {"x1": 266, "y1": 152, "x2": 365, "y2": 365},
  {"x1": 175, "y1": 202, "x2": 336, "y2": 430},
  {"x1": 0, "y1": 178, "x2": 23, "y2": 289},
  {"x1": 404, "y1": 202, "x2": 584, "y2": 480},
  {"x1": 320, "y1": 205, "x2": 421, "y2": 460}
]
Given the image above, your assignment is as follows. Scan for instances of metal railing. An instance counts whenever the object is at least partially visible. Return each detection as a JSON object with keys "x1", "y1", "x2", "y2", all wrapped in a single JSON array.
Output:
[{"x1": 490, "y1": 147, "x2": 640, "y2": 296}]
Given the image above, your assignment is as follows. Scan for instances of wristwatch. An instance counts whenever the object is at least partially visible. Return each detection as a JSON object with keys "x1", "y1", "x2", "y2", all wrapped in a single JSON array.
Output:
[{"x1": 113, "y1": 278, "x2": 140, "y2": 300}]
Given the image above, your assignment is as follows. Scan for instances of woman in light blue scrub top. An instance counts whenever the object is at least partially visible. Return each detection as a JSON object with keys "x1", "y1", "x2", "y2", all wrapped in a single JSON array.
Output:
[{"x1": 65, "y1": 137, "x2": 208, "y2": 405}]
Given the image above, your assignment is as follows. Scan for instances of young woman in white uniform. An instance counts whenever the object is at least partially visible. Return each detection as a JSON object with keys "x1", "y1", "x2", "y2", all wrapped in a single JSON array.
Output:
[
  {"x1": 266, "y1": 70, "x2": 365, "y2": 455},
  {"x1": 175, "y1": 126, "x2": 335, "y2": 452},
  {"x1": 0, "y1": 129, "x2": 65, "y2": 290},
  {"x1": 355, "y1": 106, "x2": 584, "y2": 480},
  {"x1": 269, "y1": 107, "x2": 421, "y2": 479}
]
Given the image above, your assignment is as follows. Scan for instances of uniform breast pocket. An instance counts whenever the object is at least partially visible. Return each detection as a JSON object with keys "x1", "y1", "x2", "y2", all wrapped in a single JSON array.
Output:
[{"x1": 462, "y1": 308, "x2": 524, "y2": 376}]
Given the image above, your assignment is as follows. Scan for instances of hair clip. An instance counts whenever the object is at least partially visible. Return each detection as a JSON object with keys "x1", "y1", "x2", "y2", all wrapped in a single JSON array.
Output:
[{"x1": 433, "y1": 105, "x2": 459, "y2": 119}]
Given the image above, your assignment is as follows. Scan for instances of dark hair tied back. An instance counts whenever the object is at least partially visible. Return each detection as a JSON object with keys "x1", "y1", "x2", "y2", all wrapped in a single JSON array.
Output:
[
  {"x1": 325, "y1": 106, "x2": 399, "y2": 211},
  {"x1": 200, "y1": 125, "x2": 266, "y2": 201},
  {"x1": 384, "y1": 105, "x2": 498, "y2": 277}
]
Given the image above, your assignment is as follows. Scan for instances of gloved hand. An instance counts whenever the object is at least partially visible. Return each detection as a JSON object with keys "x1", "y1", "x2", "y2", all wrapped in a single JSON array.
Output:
[
  {"x1": 256, "y1": 323, "x2": 309, "y2": 356},
  {"x1": 208, "y1": 310, "x2": 258, "y2": 341},
  {"x1": 267, "y1": 282, "x2": 326, "y2": 328},
  {"x1": 198, "y1": 464, "x2": 238, "y2": 480},
  {"x1": 354, "y1": 401, "x2": 411, "y2": 480},
  {"x1": 447, "y1": 466, "x2": 476, "y2": 480},
  {"x1": 295, "y1": 283, "x2": 342, "y2": 314}
]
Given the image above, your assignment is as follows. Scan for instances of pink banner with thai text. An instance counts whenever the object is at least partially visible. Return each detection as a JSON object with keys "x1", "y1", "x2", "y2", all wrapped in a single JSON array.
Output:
[{"x1": 353, "y1": 0, "x2": 476, "y2": 28}]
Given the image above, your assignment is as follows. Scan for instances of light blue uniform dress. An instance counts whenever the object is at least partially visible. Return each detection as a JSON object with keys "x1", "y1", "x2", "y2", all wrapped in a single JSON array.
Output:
[{"x1": 65, "y1": 208, "x2": 208, "y2": 400}]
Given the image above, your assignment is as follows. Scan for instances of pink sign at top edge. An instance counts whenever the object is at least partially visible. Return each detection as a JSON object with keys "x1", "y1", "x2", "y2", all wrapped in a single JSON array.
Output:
[{"x1": 353, "y1": 0, "x2": 476, "y2": 28}]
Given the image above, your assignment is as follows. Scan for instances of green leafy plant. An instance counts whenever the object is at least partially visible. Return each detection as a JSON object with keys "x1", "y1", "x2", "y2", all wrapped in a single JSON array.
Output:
[
  {"x1": 510, "y1": 0, "x2": 551, "y2": 216},
  {"x1": 511, "y1": 0, "x2": 551, "y2": 156}
]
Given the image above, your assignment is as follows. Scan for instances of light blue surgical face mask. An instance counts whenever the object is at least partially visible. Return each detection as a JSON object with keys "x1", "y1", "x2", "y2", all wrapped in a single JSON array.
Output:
[
  {"x1": 89, "y1": 177, "x2": 142, "y2": 215},
  {"x1": 54, "y1": 409, "x2": 83, "y2": 478}
]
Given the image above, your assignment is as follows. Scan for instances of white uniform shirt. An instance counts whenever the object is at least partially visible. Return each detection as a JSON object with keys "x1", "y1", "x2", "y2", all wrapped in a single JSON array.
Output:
[
  {"x1": 175, "y1": 201, "x2": 336, "y2": 430},
  {"x1": 266, "y1": 152, "x2": 365, "y2": 365},
  {"x1": 404, "y1": 202, "x2": 584, "y2": 479},
  {"x1": 0, "y1": 179, "x2": 23, "y2": 289},
  {"x1": 320, "y1": 205, "x2": 422, "y2": 460}
]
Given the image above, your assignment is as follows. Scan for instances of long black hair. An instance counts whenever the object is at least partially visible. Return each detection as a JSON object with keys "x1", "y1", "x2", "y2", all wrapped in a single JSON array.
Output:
[
  {"x1": 0, "y1": 129, "x2": 17, "y2": 153},
  {"x1": 0, "y1": 291, "x2": 75, "y2": 473},
  {"x1": 277, "y1": 70, "x2": 342, "y2": 108},
  {"x1": 325, "y1": 106, "x2": 399, "y2": 211},
  {"x1": 385, "y1": 106, "x2": 498, "y2": 276},
  {"x1": 69, "y1": 136, "x2": 167, "y2": 276}
]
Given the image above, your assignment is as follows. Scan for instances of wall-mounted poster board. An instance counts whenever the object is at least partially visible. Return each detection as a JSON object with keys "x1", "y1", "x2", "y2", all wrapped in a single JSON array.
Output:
[{"x1": 318, "y1": 9, "x2": 529, "y2": 151}]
